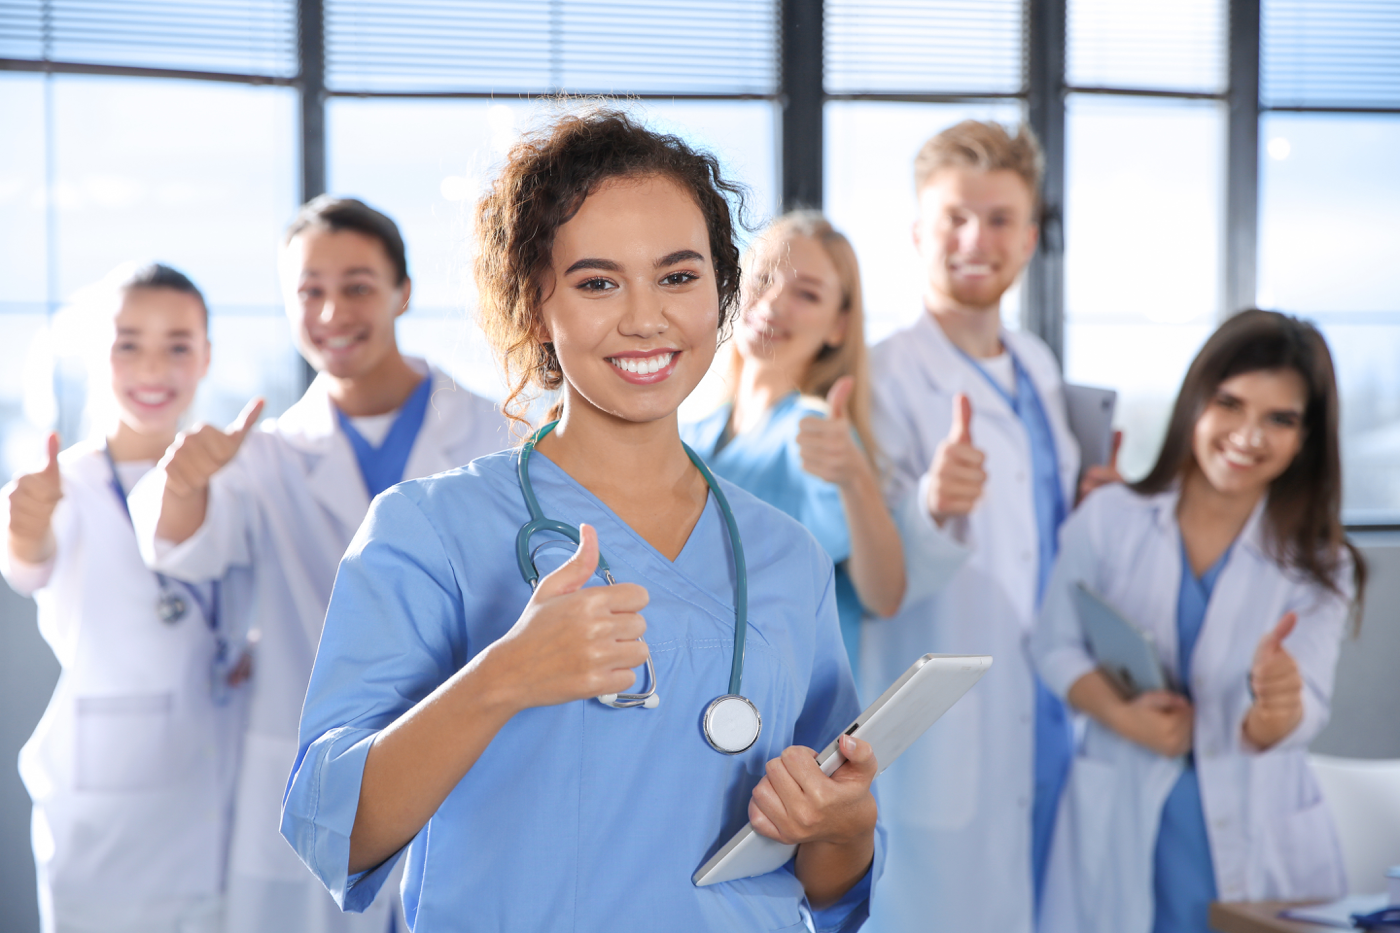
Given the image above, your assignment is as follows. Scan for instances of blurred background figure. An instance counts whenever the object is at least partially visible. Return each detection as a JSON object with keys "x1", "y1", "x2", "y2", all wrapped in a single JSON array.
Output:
[
  {"x1": 1034, "y1": 310, "x2": 1366, "y2": 933},
  {"x1": 683, "y1": 211, "x2": 909, "y2": 673},
  {"x1": 128, "y1": 198, "x2": 508, "y2": 933},
  {"x1": 2, "y1": 265, "x2": 245, "y2": 933}
]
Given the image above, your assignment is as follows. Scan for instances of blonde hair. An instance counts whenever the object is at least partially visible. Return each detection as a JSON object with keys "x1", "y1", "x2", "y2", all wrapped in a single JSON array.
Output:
[
  {"x1": 913, "y1": 120, "x2": 1044, "y2": 212},
  {"x1": 725, "y1": 211, "x2": 881, "y2": 468}
]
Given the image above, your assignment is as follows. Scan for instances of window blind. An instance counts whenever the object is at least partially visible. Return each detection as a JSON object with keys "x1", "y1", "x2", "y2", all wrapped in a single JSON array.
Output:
[
  {"x1": 0, "y1": 0, "x2": 297, "y2": 77},
  {"x1": 824, "y1": 0, "x2": 1025, "y2": 96},
  {"x1": 1263, "y1": 0, "x2": 1400, "y2": 109},
  {"x1": 325, "y1": 0, "x2": 779, "y2": 95},
  {"x1": 1067, "y1": 0, "x2": 1226, "y2": 94}
]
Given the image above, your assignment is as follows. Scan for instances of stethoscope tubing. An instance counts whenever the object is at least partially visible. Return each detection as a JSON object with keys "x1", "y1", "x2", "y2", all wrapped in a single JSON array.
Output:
[{"x1": 514, "y1": 421, "x2": 749, "y2": 699}]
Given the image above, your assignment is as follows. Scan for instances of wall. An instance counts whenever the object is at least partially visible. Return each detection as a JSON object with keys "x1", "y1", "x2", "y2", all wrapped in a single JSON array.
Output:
[{"x1": 0, "y1": 541, "x2": 1396, "y2": 931}]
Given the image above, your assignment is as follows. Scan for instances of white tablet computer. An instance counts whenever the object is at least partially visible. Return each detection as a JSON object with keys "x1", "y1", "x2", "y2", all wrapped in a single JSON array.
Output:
[
  {"x1": 1063, "y1": 383, "x2": 1118, "y2": 469},
  {"x1": 1072, "y1": 582, "x2": 1169, "y2": 697},
  {"x1": 692, "y1": 653, "x2": 992, "y2": 887}
]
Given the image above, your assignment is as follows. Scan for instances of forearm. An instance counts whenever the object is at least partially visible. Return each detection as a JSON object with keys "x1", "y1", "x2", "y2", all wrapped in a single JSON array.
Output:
[
  {"x1": 1066, "y1": 669, "x2": 1127, "y2": 732},
  {"x1": 154, "y1": 483, "x2": 209, "y2": 545},
  {"x1": 348, "y1": 647, "x2": 521, "y2": 873},
  {"x1": 837, "y1": 462, "x2": 906, "y2": 618},
  {"x1": 8, "y1": 528, "x2": 56, "y2": 565},
  {"x1": 795, "y1": 832, "x2": 875, "y2": 910}
]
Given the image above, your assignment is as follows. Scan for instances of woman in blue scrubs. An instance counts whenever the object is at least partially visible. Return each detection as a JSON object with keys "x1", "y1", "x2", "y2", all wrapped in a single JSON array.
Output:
[
  {"x1": 683, "y1": 213, "x2": 905, "y2": 672},
  {"x1": 1033, "y1": 311, "x2": 1366, "y2": 933},
  {"x1": 281, "y1": 110, "x2": 881, "y2": 931}
]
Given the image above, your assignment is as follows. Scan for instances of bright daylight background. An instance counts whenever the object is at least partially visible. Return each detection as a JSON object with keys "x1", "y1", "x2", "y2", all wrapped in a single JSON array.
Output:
[{"x1": 1, "y1": 0, "x2": 1396, "y2": 520}]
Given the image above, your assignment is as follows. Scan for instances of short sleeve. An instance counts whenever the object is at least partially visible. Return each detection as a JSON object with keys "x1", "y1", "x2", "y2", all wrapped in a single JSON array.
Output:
[{"x1": 280, "y1": 487, "x2": 466, "y2": 911}]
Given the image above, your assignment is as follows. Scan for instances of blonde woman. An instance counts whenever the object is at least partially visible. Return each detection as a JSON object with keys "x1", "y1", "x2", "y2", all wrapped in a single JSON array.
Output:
[{"x1": 683, "y1": 212, "x2": 908, "y2": 671}]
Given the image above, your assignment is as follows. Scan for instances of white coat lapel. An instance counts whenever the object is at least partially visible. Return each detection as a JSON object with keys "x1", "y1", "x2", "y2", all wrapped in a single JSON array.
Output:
[
  {"x1": 403, "y1": 365, "x2": 501, "y2": 480},
  {"x1": 909, "y1": 313, "x2": 1019, "y2": 430},
  {"x1": 273, "y1": 374, "x2": 372, "y2": 538}
]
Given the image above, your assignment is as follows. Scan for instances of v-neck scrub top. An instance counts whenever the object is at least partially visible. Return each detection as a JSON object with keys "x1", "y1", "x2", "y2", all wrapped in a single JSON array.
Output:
[{"x1": 281, "y1": 449, "x2": 881, "y2": 932}]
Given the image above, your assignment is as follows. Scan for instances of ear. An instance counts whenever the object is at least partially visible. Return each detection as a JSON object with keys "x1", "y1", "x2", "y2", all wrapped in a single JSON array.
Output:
[
  {"x1": 395, "y1": 277, "x2": 413, "y2": 317},
  {"x1": 1024, "y1": 220, "x2": 1040, "y2": 256},
  {"x1": 198, "y1": 335, "x2": 212, "y2": 380}
]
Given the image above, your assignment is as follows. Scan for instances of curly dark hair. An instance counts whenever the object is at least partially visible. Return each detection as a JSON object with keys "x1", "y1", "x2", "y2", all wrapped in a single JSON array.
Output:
[{"x1": 473, "y1": 106, "x2": 747, "y2": 430}]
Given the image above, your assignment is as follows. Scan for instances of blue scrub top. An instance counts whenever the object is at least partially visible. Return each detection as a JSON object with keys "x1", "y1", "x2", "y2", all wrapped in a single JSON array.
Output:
[
  {"x1": 957, "y1": 347, "x2": 1072, "y2": 909},
  {"x1": 682, "y1": 394, "x2": 865, "y2": 674},
  {"x1": 1153, "y1": 539, "x2": 1231, "y2": 933},
  {"x1": 281, "y1": 449, "x2": 881, "y2": 932}
]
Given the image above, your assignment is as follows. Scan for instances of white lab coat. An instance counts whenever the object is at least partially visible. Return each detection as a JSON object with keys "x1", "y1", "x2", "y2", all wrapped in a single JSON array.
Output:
[
  {"x1": 129, "y1": 361, "x2": 510, "y2": 933},
  {"x1": 1031, "y1": 483, "x2": 1349, "y2": 933},
  {"x1": 1, "y1": 441, "x2": 249, "y2": 933},
  {"x1": 863, "y1": 313, "x2": 1080, "y2": 933}
]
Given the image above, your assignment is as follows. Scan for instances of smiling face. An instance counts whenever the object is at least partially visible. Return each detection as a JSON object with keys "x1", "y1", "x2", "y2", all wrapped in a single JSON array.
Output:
[
  {"x1": 538, "y1": 174, "x2": 719, "y2": 426},
  {"x1": 282, "y1": 226, "x2": 410, "y2": 379},
  {"x1": 1191, "y1": 368, "x2": 1308, "y2": 500},
  {"x1": 108, "y1": 287, "x2": 210, "y2": 438},
  {"x1": 913, "y1": 167, "x2": 1039, "y2": 314},
  {"x1": 737, "y1": 233, "x2": 848, "y2": 384}
]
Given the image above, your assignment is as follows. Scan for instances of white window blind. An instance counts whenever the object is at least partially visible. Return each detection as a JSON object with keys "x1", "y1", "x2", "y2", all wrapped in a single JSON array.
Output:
[
  {"x1": 1263, "y1": 0, "x2": 1400, "y2": 109},
  {"x1": 824, "y1": 0, "x2": 1025, "y2": 96},
  {"x1": 1067, "y1": 0, "x2": 1226, "y2": 94},
  {"x1": 324, "y1": 0, "x2": 778, "y2": 95},
  {"x1": 0, "y1": 0, "x2": 297, "y2": 77}
]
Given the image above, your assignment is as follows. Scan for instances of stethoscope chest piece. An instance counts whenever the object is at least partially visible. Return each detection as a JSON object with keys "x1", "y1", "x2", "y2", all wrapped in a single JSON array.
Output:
[
  {"x1": 702, "y1": 694, "x2": 762, "y2": 755},
  {"x1": 156, "y1": 591, "x2": 189, "y2": 625}
]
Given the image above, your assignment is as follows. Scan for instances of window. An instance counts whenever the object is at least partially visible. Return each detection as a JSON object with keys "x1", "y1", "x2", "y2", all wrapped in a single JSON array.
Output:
[
  {"x1": 0, "y1": 74, "x2": 298, "y2": 478},
  {"x1": 1258, "y1": 115, "x2": 1400, "y2": 522}
]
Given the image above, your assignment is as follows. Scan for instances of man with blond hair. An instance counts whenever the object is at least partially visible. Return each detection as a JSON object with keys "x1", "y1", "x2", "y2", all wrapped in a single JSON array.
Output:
[{"x1": 863, "y1": 120, "x2": 1114, "y2": 932}]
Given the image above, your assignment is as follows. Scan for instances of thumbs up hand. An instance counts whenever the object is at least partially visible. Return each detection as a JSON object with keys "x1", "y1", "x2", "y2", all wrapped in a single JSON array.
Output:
[
  {"x1": 160, "y1": 398, "x2": 265, "y2": 499},
  {"x1": 7, "y1": 433, "x2": 64, "y2": 563},
  {"x1": 485, "y1": 524, "x2": 652, "y2": 712},
  {"x1": 797, "y1": 376, "x2": 870, "y2": 488},
  {"x1": 926, "y1": 393, "x2": 987, "y2": 526},
  {"x1": 1243, "y1": 612, "x2": 1305, "y2": 750}
]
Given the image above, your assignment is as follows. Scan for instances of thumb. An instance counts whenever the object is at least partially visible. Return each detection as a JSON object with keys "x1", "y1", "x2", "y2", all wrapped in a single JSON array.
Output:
[
  {"x1": 1109, "y1": 429, "x2": 1123, "y2": 469},
  {"x1": 226, "y1": 398, "x2": 265, "y2": 441},
  {"x1": 949, "y1": 393, "x2": 973, "y2": 445},
  {"x1": 825, "y1": 376, "x2": 854, "y2": 422},
  {"x1": 833, "y1": 733, "x2": 878, "y2": 781},
  {"x1": 534, "y1": 523, "x2": 600, "y2": 598},
  {"x1": 43, "y1": 432, "x2": 61, "y2": 478},
  {"x1": 1259, "y1": 611, "x2": 1297, "y2": 657}
]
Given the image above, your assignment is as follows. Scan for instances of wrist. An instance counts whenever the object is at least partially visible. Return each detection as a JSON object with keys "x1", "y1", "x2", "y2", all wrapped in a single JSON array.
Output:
[{"x1": 460, "y1": 639, "x2": 533, "y2": 720}]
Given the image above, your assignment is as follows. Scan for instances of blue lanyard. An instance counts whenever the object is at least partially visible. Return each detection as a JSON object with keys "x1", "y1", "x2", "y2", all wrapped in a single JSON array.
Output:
[
  {"x1": 952, "y1": 343, "x2": 1068, "y2": 603},
  {"x1": 102, "y1": 445, "x2": 218, "y2": 630},
  {"x1": 336, "y1": 375, "x2": 433, "y2": 500}
]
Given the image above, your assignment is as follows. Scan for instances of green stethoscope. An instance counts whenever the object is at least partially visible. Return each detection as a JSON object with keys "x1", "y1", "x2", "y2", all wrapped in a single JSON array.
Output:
[{"x1": 515, "y1": 421, "x2": 761, "y2": 754}]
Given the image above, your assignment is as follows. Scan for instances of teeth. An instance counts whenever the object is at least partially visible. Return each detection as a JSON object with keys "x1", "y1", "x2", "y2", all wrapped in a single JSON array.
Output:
[
  {"x1": 325, "y1": 335, "x2": 357, "y2": 349},
  {"x1": 610, "y1": 352, "x2": 674, "y2": 375},
  {"x1": 958, "y1": 264, "x2": 991, "y2": 275},
  {"x1": 133, "y1": 390, "x2": 168, "y2": 405},
  {"x1": 1222, "y1": 448, "x2": 1255, "y2": 467}
]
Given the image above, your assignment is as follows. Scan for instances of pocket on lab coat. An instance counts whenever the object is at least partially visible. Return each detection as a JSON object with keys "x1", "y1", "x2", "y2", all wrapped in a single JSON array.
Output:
[
  {"x1": 74, "y1": 693, "x2": 173, "y2": 791},
  {"x1": 1265, "y1": 795, "x2": 1346, "y2": 900}
]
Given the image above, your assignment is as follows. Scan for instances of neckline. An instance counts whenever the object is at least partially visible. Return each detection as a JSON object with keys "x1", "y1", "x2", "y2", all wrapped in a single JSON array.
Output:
[{"x1": 528, "y1": 446, "x2": 717, "y2": 569}]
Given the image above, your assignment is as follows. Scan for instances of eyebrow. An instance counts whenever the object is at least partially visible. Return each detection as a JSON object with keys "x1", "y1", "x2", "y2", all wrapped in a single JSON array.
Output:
[
  {"x1": 795, "y1": 273, "x2": 827, "y2": 287},
  {"x1": 563, "y1": 249, "x2": 706, "y2": 277}
]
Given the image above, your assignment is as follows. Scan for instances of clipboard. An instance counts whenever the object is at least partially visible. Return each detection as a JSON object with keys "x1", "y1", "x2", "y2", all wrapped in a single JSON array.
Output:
[
  {"x1": 692, "y1": 653, "x2": 992, "y2": 887},
  {"x1": 1072, "y1": 582, "x2": 1169, "y2": 698}
]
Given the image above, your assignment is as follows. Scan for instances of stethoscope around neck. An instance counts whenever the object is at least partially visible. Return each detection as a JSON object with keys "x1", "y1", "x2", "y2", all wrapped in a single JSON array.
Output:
[{"x1": 514, "y1": 421, "x2": 762, "y2": 754}]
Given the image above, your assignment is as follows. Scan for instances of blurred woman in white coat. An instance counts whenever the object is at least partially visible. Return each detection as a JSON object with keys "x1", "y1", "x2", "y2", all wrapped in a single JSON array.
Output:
[
  {"x1": 2, "y1": 265, "x2": 247, "y2": 933},
  {"x1": 1033, "y1": 310, "x2": 1366, "y2": 933},
  {"x1": 129, "y1": 198, "x2": 509, "y2": 933}
]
